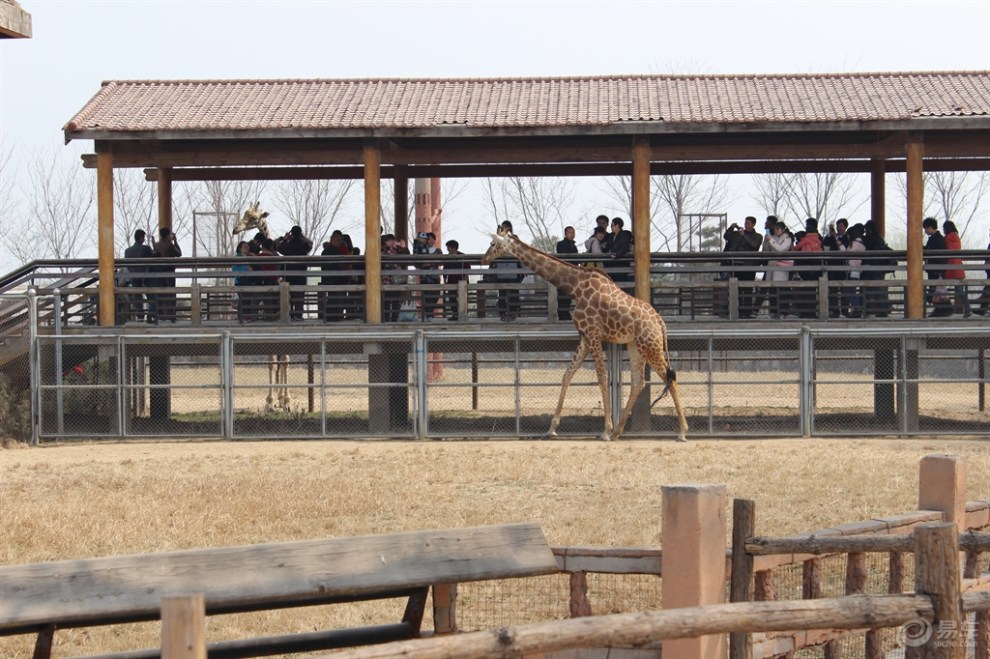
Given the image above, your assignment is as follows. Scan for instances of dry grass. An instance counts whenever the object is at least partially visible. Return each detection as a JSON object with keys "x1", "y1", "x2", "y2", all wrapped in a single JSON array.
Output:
[{"x1": 2, "y1": 437, "x2": 989, "y2": 657}]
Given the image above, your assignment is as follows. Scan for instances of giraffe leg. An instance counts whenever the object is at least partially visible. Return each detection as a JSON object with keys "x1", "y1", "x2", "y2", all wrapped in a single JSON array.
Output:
[
  {"x1": 588, "y1": 342, "x2": 612, "y2": 441},
  {"x1": 643, "y1": 343, "x2": 689, "y2": 443},
  {"x1": 278, "y1": 355, "x2": 291, "y2": 411},
  {"x1": 266, "y1": 354, "x2": 276, "y2": 413},
  {"x1": 611, "y1": 347, "x2": 646, "y2": 441},
  {"x1": 546, "y1": 341, "x2": 590, "y2": 439}
]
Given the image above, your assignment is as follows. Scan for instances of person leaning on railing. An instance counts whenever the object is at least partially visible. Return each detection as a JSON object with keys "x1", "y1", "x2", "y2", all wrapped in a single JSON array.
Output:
[{"x1": 861, "y1": 220, "x2": 893, "y2": 317}]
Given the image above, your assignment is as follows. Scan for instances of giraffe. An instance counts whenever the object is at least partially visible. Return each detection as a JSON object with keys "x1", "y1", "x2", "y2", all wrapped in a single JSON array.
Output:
[
  {"x1": 232, "y1": 202, "x2": 291, "y2": 413},
  {"x1": 481, "y1": 227, "x2": 688, "y2": 442}
]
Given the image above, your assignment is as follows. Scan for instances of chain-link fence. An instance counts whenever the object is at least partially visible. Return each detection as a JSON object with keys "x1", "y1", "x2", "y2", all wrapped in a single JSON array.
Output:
[{"x1": 19, "y1": 325, "x2": 990, "y2": 443}]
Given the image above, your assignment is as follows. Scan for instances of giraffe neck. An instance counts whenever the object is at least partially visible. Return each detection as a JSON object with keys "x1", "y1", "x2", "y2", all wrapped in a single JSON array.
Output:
[{"x1": 506, "y1": 239, "x2": 585, "y2": 295}]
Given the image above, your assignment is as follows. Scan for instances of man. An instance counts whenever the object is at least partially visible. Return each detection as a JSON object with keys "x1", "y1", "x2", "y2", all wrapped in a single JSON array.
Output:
[
  {"x1": 123, "y1": 229, "x2": 155, "y2": 322},
  {"x1": 443, "y1": 239, "x2": 467, "y2": 321},
  {"x1": 275, "y1": 225, "x2": 313, "y2": 320},
  {"x1": 823, "y1": 218, "x2": 851, "y2": 317},
  {"x1": 608, "y1": 217, "x2": 634, "y2": 285},
  {"x1": 723, "y1": 216, "x2": 762, "y2": 317},
  {"x1": 978, "y1": 228, "x2": 990, "y2": 316},
  {"x1": 584, "y1": 214, "x2": 611, "y2": 253},
  {"x1": 555, "y1": 226, "x2": 578, "y2": 320},
  {"x1": 923, "y1": 217, "x2": 950, "y2": 317},
  {"x1": 414, "y1": 232, "x2": 442, "y2": 320},
  {"x1": 151, "y1": 226, "x2": 183, "y2": 322}
]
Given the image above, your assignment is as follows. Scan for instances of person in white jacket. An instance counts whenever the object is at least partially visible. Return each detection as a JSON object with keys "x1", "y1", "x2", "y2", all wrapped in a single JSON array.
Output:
[{"x1": 766, "y1": 221, "x2": 794, "y2": 318}]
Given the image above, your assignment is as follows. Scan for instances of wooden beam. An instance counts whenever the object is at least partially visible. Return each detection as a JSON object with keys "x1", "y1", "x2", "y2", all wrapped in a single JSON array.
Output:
[
  {"x1": 905, "y1": 140, "x2": 925, "y2": 320},
  {"x1": 632, "y1": 140, "x2": 651, "y2": 302},
  {"x1": 97, "y1": 153, "x2": 115, "y2": 327},
  {"x1": 157, "y1": 167, "x2": 173, "y2": 231},
  {"x1": 364, "y1": 145, "x2": 382, "y2": 324},
  {"x1": 393, "y1": 169, "x2": 408, "y2": 243},
  {"x1": 136, "y1": 157, "x2": 990, "y2": 181},
  {"x1": 871, "y1": 159, "x2": 886, "y2": 237}
]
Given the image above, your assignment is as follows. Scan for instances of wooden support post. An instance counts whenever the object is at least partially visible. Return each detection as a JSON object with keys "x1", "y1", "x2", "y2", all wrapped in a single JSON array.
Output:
[
  {"x1": 905, "y1": 139, "x2": 925, "y2": 320},
  {"x1": 97, "y1": 152, "x2": 116, "y2": 327},
  {"x1": 871, "y1": 158, "x2": 886, "y2": 239},
  {"x1": 730, "y1": 499, "x2": 755, "y2": 659},
  {"x1": 840, "y1": 552, "x2": 869, "y2": 659},
  {"x1": 569, "y1": 572, "x2": 592, "y2": 618},
  {"x1": 394, "y1": 167, "x2": 409, "y2": 243},
  {"x1": 919, "y1": 454, "x2": 967, "y2": 530},
  {"x1": 632, "y1": 139, "x2": 651, "y2": 303},
  {"x1": 754, "y1": 570, "x2": 776, "y2": 602},
  {"x1": 662, "y1": 484, "x2": 727, "y2": 659},
  {"x1": 158, "y1": 167, "x2": 173, "y2": 232},
  {"x1": 963, "y1": 550, "x2": 989, "y2": 659},
  {"x1": 160, "y1": 594, "x2": 206, "y2": 659},
  {"x1": 910, "y1": 523, "x2": 964, "y2": 659},
  {"x1": 364, "y1": 144, "x2": 383, "y2": 324},
  {"x1": 432, "y1": 583, "x2": 458, "y2": 635}
]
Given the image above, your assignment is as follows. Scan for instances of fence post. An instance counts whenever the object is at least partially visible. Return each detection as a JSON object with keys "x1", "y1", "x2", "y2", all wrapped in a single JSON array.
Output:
[
  {"x1": 432, "y1": 584, "x2": 457, "y2": 635},
  {"x1": 161, "y1": 594, "x2": 206, "y2": 659},
  {"x1": 919, "y1": 454, "x2": 967, "y2": 530},
  {"x1": 730, "y1": 499, "x2": 755, "y2": 659},
  {"x1": 662, "y1": 484, "x2": 727, "y2": 659},
  {"x1": 911, "y1": 523, "x2": 964, "y2": 659}
]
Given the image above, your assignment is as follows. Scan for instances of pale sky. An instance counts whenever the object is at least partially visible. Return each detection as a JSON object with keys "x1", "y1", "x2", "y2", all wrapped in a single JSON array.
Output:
[{"x1": 1, "y1": 0, "x2": 989, "y2": 265}]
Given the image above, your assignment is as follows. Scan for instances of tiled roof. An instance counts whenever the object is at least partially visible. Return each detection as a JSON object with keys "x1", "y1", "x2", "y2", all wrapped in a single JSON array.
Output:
[{"x1": 64, "y1": 72, "x2": 990, "y2": 136}]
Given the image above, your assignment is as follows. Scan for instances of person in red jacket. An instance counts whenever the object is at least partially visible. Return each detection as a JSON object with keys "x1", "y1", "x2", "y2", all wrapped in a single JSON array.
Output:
[{"x1": 942, "y1": 220, "x2": 972, "y2": 317}]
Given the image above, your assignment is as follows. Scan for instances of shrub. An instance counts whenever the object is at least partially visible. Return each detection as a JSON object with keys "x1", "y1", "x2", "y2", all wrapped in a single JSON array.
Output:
[{"x1": 0, "y1": 372, "x2": 31, "y2": 446}]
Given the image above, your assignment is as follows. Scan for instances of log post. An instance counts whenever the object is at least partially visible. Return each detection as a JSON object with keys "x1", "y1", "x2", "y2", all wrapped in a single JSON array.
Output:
[
  {"x1": 569, "y1": 572, "x2": 593, "y2": 618},
  {"x1": 364, "y1": 144, "x2": 382, "y2": 324},
  {"x1": 910, "y1": 523, "x2": 963, "y2": 659},
  {"x1": 160, "y1": 594, "x2": 206, "y2": 659},
  {"x1": 632, "y1": 138, "x2": 651, "y2": 303},
  {"x1": 919, "y1": 454, "x2": 967, "y2": 530},
  {"x1": 870, "y1": 158, "x2": 886, "y2": 239},
  {"x1": 905, "y1": 139, "x2": 925, "y2": 320},
  {"x1": 662, "y1": 484, "x2": 727, "y2": 659},
  {"x1": 963, "y1": 549, "x2": 989, "y2": 659},
  {"x1": 432, "y1": 583, "x2": 457, "y2": 635},
  {"x1": 730, "y1": 499, "x2": 755, "y2": 659},
  {"x1": 97, "y1": 152, "x2": 116, "y2": 327}
]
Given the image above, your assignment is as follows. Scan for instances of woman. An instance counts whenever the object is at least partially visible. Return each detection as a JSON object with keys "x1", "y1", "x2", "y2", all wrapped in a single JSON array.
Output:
[
  {"x1": 232, "y1": 241, "x2": 252, "y2": 322},
  {"x1": 843, "y1": 224, "x2": 866, "y2": 317},
  {"x1": 766, "y1": 221, "x2": 793, "y2": 318},
  {"x1": 942, "y1": 220, "x2": 972, "y2": 317}
]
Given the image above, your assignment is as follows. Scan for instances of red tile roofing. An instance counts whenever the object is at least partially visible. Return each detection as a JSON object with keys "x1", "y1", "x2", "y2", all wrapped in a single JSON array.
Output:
[{"x1": 64, "y1": 72, "x2": 990, "y2": 137}]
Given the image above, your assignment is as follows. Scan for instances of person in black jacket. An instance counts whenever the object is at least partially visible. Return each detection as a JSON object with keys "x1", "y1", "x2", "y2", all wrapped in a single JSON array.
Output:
[
  {"x1": 608, "y1": 217, "x2": 634, "y2": 285},
  {"x1": 923, "y1": 217, "x2": 951, "y2": 317},
  {"x1": 555, "y1": 226, "x2": 578, "y2": 320},
  {"x1": 723, "y1": 216, "x2": 762, "y2": 317},
  {"x1": 275, "y1": 225, "x2": 313, "y2": 320}
]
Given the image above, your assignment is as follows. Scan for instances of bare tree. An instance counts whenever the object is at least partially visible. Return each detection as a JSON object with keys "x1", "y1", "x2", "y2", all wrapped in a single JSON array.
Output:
[
  {"x1": 602, "y1": 172, "x2": 729, "y2": 251},
  {"x1": 10, "y1": 148, "x2": 95, "y2": 263},
  {"x1": 893, "y1": 171, "x2": 989, "y2": 245},
  {"x1": 113, "y1": 168, "x2": 157, "y2": 253},
  {"x1": 274, "y1": 179, "x2": 356, "y2": 249},
  {"x1": 783, "y1": 172, "x2": 865, "y2": 227},
  {"x1": 173, "y1": 180, "x2": 269, "y2": 257},
  {"x1": 751, "y1": 173, "x2": 792, "y2": 222},
  {"x1": 0, "y1": 144, "x2": 17, "y2": 250},
  {"x1": 482, "y1": 176, "x2": 574, "y2": 248}
]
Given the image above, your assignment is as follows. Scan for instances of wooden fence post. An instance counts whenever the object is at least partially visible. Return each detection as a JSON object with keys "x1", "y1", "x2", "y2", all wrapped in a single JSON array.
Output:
[
  {"x1": 730, "y1": 498, "x2": 755, "y2": 659},
  {"x1": 662, "y1": 484, "x2": 727, "y2": 659},
  {"x1": 432, "y1": 584, "x2": 457, "y2": 635},
  {"x1": 161, "y1": 594, "x2": 206, "y2": 659},
  {"x1": 919, "y1": 454, "x2": 967, "y2": 530},
  {"x1": 911, "y1": 523, "x2": 964, "y2": 659}
]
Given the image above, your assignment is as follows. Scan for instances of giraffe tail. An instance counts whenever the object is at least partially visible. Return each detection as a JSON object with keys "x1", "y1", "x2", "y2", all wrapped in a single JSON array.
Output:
[{"x1": 650, "y1": 328, "x2": 676, "y2": 407}]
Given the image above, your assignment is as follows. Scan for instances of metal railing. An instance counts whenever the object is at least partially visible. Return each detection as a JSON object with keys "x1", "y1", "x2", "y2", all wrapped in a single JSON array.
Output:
[{"x1": 26, "y1": 319, "x2": 989, "y2": 443}]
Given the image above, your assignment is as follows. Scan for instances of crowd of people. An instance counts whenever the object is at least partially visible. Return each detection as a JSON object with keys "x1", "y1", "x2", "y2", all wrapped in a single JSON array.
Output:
[
  {"x1": 719, "y1": 214, "x2": 989, "y2": 320},
  {"x1": 119, "y1": 213, "x2": 989, "y2": 324}
]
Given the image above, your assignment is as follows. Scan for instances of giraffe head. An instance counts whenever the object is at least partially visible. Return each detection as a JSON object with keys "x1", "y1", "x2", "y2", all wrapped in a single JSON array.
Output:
[
  {"x1": 479, "y1": 226, "x2": 516, "y2": 265},
  {"x1": 232, "y1": 201, "x2": 270, "y2": 236}
]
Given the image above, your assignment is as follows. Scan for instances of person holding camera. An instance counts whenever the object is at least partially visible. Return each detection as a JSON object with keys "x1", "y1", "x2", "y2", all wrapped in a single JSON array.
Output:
[
  {"x1": 722, "y1": 216, "x2": 762, "y2": 317},
  {"x1": 151, "y1": 226, "x2": 183, "y2": 322},
  {"x1": 275, "y1": 225, "x2": 313, "y2": 320}
]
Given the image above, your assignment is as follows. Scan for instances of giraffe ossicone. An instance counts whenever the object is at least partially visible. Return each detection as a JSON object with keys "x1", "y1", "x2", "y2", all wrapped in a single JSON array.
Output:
[{"x1": 481, "y1": 227, "x2": 688, "y2": 442}]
